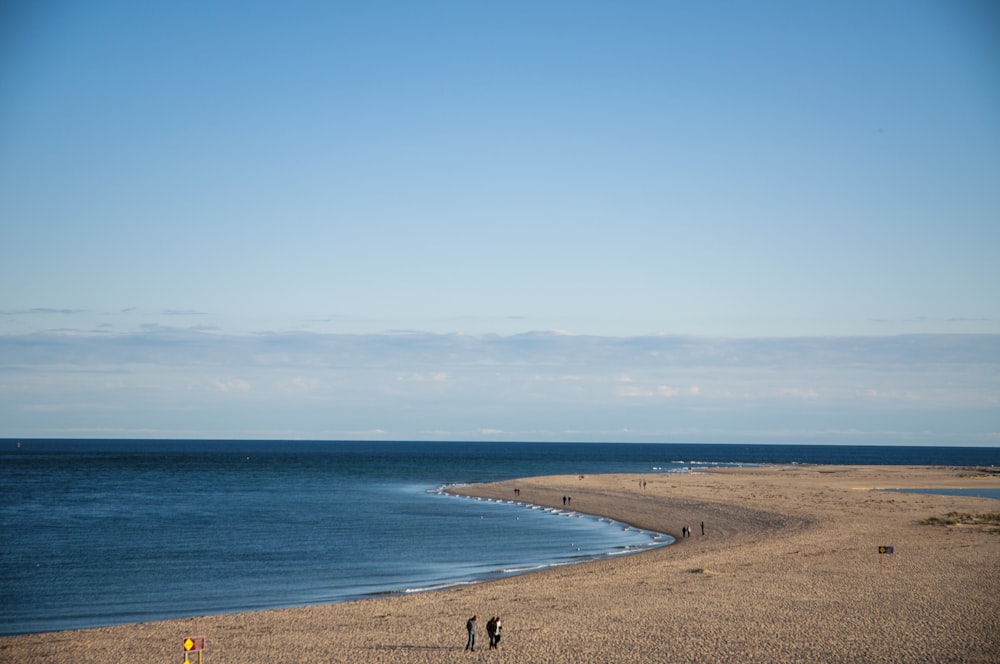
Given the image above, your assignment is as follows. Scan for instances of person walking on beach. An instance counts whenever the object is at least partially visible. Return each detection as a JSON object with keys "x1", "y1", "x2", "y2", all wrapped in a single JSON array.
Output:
[
  {"x1": 701, "y1": 521, "x2": 705, "y2": 535},
  {"x1": 486, "y1": 616, "x2": 497, "y2": 649},
  {"x1": 465, "y1": 615, "x2": 477, "y2": 651}
]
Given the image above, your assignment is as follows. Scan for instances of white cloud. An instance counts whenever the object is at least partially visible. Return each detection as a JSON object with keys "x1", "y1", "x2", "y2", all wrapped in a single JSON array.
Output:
[
  {"x1": 213, "y1": 378, "x2": 252, "y2": 393},
  {"x1": 1, "y1": 329, "x2": 997, "y2": 442},
  {"x1": 395, "y1": 372, "x2": 452, "y2": 383},
  {"x1": 617, "y1": 384, "x2": 679, "y2": 398},
  {"x1": 777, "y1": 387, "x2": 819, "y2": 399},
  {"x1": 278, "y1": 377, "x2": 323, "y2": 393},
  {"x1": 530, "y1": 374, "x2": 583, "y2": 382}
]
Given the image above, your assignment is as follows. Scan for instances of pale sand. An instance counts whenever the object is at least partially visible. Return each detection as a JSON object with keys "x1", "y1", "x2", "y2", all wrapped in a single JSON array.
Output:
[{"x1": 3, "y1": 466, "x2": 999, "y2": 663}]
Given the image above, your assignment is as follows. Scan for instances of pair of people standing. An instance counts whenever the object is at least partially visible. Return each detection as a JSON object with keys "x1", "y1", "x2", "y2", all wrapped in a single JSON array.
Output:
[
  {"x1": 486, "y1": 615, "x2": 502, "y2": 649},
  {"x1": 465, "y1": 614, "x2": 502, "y2": 651}
]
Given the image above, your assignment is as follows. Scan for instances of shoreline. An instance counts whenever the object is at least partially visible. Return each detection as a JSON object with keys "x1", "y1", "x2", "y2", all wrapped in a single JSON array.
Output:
[{"x1": 2, "y1": 465, "x2": 998, "y2": 662}]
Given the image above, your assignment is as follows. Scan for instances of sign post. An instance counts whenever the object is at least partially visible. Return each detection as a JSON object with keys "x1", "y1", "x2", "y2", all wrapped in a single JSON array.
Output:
[
  {"x1": 183, "y1": 636, "x2": 205, "y2": 664},
  {"x1": 878, "y1": 546, "x2": 894, "y2": 576}
]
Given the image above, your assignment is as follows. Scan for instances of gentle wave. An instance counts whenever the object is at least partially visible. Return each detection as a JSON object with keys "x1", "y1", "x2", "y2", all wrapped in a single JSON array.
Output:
[{"x1": 400, "y1": 580, "x2": 479, "y2": 594}]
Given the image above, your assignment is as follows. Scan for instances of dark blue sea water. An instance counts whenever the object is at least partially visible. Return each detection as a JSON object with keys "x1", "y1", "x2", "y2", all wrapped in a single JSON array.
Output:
[{"x1": 1, "y1": 440, "x2": 997, "y2": 636}]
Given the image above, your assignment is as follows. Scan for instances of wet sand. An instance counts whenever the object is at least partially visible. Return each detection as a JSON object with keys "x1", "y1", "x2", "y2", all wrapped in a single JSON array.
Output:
[{"x1": 2, "y1": 465, "x2": 998, "y2": 663}]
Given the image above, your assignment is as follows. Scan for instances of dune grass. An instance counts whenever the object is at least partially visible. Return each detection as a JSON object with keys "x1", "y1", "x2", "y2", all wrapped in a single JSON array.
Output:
[{"x1": 920, "y1": 511, "x2": 1000, "y2": 534}]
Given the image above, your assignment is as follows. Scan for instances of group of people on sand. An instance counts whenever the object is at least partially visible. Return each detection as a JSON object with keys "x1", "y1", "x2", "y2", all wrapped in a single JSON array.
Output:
[
  {"x1": 681, "y1": 522, "x2": 705, "y2": 537},
  {"x1": 464, "y1": 614, "x2": 502, "y2": 651}
]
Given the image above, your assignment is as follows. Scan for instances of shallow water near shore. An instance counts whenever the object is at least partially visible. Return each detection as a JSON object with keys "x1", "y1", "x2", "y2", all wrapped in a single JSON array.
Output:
[
  {"x1": 886, "y1": 487, "x2": 1000, "y2": 500},
  {"x1": 2, "y1": 439, "x2": 997, "y2": 636}
]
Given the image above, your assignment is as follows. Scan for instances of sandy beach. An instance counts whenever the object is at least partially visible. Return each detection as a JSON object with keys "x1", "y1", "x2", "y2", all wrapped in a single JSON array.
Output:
[{"x1": 2, "y1": 465, "x2": 998, "y2": 663}]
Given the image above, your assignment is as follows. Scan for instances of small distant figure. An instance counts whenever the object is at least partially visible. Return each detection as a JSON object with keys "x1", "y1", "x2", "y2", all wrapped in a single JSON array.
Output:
[
  {"x1": 562, "y1": 495, "x2": 567, "y2": 506},
  {"x1": 567, "y1": 496, "x2": 571, "y2": 506},
  {"x1": 687, "y1": 524, "x2": 692, "y2": 538},
  {"x1": 514, "y1": 487, "x2": 520, "y2": 497},
  {"x1": 701, "y1": 521, "x2": 705, "y2": 536},
  {"x1": 465, "y1": 615, "x2": 477, "y2": 651},
  {"x1": 682, "y1": 525, "x2": 688, "y2": 538}
]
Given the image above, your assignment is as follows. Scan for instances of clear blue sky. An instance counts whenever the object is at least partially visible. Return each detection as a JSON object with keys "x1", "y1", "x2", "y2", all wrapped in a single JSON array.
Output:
[{"x1": 1, "y1": 1, "x2": 998, "y2": 443}]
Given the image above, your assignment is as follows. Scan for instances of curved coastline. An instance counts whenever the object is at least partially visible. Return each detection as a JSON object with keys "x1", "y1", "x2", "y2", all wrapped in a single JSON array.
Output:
[
  {"x1": 2, "y1": 465, "x2": 998, "y2": 663},
  {"x1": 438, "y1": 484, "x2": 675, "y2": 553},
  {"x1": 445, "y1": 472, "x2": 815, "y2": 546},
  {"x1": 361, "y1": 489, "x2": 672, "y2": 601}
]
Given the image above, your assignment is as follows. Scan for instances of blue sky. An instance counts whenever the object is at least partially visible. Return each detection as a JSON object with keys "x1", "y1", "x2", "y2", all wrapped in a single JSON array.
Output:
[{"x1": 1, "y1": 1, "x2": 998, "y2": 443}]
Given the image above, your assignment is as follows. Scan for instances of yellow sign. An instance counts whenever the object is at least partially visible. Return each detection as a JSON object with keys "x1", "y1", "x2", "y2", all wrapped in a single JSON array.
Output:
[{"x1": 183, "y1": 636, "x2": 205, "y2": 651}]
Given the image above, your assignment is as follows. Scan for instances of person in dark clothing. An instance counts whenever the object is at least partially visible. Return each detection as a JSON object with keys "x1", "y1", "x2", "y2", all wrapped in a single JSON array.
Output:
[
  {"x1": 486, "y1": 616, "x2": 497, "y2": 649},
  {"x1": 465, "y1": 615, "x2": 477, "y2": 651}
]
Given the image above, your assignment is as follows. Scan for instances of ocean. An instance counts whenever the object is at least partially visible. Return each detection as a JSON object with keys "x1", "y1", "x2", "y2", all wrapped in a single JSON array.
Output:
[{"x1": 2, "y1": 439, "x2": 998, "y2": 636}]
